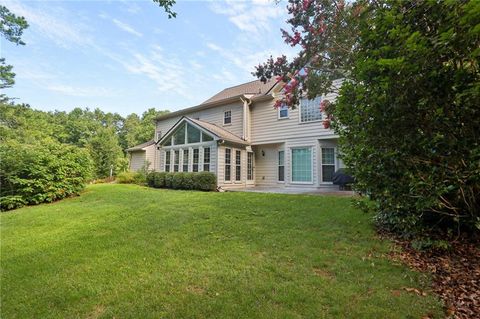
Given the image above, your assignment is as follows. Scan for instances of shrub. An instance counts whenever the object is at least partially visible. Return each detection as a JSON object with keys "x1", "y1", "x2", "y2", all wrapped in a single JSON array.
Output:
[
  {"x1": 193, "y1": 172, "x2": 217, "y2": 191},
  {"x1": 145, "y1": 172, "x2": 216, "y2": 191},
  {"x1": 0, "y1": 139, "x2": 93, "y2": 211},
  {"x1": 116, "y1": 171, "x2": 136, "y2": 184},
  {"x1": 116, "y1": 171, "x2": 146, "y2": 185},
  {"x1": 164, "y1": 173, "x2": 175, "y2": 188},
  {"x1": 153, "y1": 172, "x2": 167, "y2": 188}
]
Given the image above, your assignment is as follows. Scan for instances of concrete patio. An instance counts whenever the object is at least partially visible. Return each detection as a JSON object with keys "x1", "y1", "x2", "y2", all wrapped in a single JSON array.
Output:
[{"x1": 225, "y1": 186, "x2": 355, "y2": 196}]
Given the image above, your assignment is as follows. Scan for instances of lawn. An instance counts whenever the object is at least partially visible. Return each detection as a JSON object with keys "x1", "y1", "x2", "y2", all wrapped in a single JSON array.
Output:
[{"x1": 1, "y1": 184, "x2": 443, "y2": 318}]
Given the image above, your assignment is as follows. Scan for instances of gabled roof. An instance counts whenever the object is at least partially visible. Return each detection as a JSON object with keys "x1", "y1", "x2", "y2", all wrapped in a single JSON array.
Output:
[
  {"x1": 156, "y1": 79, "x2": 278, "y2": 121},
  {"x1": 158, "y1": 116, "x2": 249, "y2": 146},
  {"x1": 126, "y1": 139, "x2": 155, "y2": 152},
  {"x1": 189, "y1": 118, "x2": 248, "y2": 145},
  {"x1": 201, "y1": 79, "x2": 278, "y2": 104}
]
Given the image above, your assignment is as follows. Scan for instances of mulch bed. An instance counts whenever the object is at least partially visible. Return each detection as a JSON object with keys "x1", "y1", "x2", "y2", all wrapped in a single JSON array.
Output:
[{"x1": 385, "y1": 234, "x2": 480, "y2": 319}]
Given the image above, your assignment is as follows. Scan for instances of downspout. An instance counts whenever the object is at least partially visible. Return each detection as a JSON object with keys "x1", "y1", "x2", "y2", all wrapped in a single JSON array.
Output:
[{"x1": 240, "y1": 96, "x2": 252, "y2": 142}]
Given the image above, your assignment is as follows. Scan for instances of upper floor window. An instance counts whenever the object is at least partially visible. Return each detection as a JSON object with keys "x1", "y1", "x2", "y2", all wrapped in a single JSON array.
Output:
[
  {"x1": 224, "y1": 110, "x2": 232, "y2": 125},
  {"x1": 278, "y1": 104, "x2": 289, "y2": 119},
  {"x1": 300, "y1": 96, "x2": 322, "y2": 123}
]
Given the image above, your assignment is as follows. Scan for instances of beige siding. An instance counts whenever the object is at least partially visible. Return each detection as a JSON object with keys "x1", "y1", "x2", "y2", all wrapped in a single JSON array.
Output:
[
  {"x1": 250, "y1": 80, "x2": 341, "y2": 145},
  {"x1": 129, "y1": 151, "x2": 146, "y2": 172},
  {"x1": 156, "y1": 101, "x2": 244, "y2": 141},
  {"x1": 217, "y1": 145, "x2": 249, "y2": 189},
  {"x1": 145, "y1": 144, "x2": 156, "y2": 171},
  {"x1": 252, "y1": 144, "x2": 284, "y2": 187}
]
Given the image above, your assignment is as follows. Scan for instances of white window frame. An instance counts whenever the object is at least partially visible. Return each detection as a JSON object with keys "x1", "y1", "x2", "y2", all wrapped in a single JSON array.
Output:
[
  {"x1": 278, "y1": 104, "x2": 289, "y2": 120},
  {"x1": 182, "y1": 149, "x2": 189, "y2": 172},
  {"x1": 290, "y1": 146, "x2": 314, "y2": 184},
  {"x1": 203, "y1": 147, "x2": 210, "y2": 172},
  {"x1": 235, "y1": 150, "x2": 241, "y2": 182},
  {"x1": 247, "y1": 151, "x2": 254, "y2": 181},
  {"x1": 278, "y1": 150, "x2": 285, "y2": 183},
  {"x1": 320, "y1": 147, "x2": 337, "y2": 184},
  {"x1": 223, "y1": 110, "x2": 232, "y2": 125},
  {"x1": 164, "y1": 150, "x2": 171, "y2": 172},
  {"x1": 299, "y1": 96, "x2": 323, "y2": 124},
  {"x1": 224, "y1": 148, "x2": 232, "y2": 182}
]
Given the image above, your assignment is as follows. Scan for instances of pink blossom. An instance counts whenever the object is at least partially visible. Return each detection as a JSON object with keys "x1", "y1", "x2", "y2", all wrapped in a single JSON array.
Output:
[{"x1": 323, "y1": 119, "x2": 331, "y2": 129}]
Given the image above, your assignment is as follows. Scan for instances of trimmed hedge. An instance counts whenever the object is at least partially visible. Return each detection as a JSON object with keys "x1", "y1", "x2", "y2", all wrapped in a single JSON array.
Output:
[{"x1": 146, "y1": 172, "x2": 216, "y2": 191}]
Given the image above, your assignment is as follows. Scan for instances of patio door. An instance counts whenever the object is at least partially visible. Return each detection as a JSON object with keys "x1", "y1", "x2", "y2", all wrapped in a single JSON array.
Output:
[{"x1": 246, "y1": 151, "x2": 255, "y2": 186}]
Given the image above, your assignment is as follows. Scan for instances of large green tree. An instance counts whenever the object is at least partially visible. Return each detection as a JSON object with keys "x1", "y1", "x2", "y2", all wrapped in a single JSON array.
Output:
[
  {"x1": 0, "y1": 5, "x2": 28, "y2": 91},
  {"x1": 255, "y1": 0, "x2": 480, "y2": 236}
]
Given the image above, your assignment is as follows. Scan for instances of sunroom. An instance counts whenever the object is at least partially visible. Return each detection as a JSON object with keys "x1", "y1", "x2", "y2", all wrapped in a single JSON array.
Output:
[{"x1": 157, "y1": 117, "x2": 250, "y2": 186}]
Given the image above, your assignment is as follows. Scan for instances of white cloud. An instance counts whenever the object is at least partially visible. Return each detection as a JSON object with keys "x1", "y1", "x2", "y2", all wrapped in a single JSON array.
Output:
[
  {"x1": 119, "y1": 45, "x2": 189, "y2": 97},
  {"x1": 3, "y1": 0, "x2": 92, "y2": 48},
  {"x1": 210, "y1": 0, "x2": 284, "y2": 33},
  {"x1": 112, "y1": 19, "x2": 143, "y2": 37},
  {"x1": 46, "y1": 84, "x2": 116, "y2": 97}
]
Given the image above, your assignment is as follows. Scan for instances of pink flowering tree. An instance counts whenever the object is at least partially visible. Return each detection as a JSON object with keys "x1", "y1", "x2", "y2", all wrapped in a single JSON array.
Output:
[{"x1": 253, "y1": 0, "x2": 361, "y2": 128}]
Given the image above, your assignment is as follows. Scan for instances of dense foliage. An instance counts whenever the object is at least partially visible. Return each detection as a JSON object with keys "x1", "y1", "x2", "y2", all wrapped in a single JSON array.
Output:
[
  {"x1": 0, "y1": 139, "x2": 92, "y2": 210},
  {"x1": 255, "y1": 0, "x2": 480, "y2": 236},
  {"x1": 147, "y1": 172, "x2": 217, "y2": 191},
  {"x1": 0, "y1": 102, "x2": 168, "y2": 210}
]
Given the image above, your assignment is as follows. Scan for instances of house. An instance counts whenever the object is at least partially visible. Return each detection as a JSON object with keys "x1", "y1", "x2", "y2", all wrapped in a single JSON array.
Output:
[
  {"x1": 126, "y1": 140, "x2": 156, "y2": 172},
  {"x1": 156, "y1": 78, "x2": 344, "y2": 189},
  {"x1": 131, "y1": 78, "x2": 344, "y2": 190}
]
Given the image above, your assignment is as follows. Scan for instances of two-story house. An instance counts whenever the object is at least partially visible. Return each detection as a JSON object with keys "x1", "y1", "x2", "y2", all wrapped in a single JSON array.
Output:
[{"x1": 128, "y1": 78, "x2": 344, "y2": 190}]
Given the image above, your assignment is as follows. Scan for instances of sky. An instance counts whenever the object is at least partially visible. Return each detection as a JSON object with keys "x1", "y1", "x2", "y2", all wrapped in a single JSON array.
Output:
[{"x1": 1, "y1": 0, "x2": 297, "y2": 116}]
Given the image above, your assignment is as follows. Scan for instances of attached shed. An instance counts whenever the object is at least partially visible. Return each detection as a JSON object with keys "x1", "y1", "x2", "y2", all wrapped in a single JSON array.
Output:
[{"x1": 126, "y1": 140, "x2": 156, "y2": 172}]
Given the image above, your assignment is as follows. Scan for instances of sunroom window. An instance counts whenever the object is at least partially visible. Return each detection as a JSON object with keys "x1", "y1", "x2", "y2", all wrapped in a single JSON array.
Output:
[
  {"x1": 173, "y1": 124, "x2": 185, "y2": 145},
  {"x1": 187, "y1": 123, "x2": 201, "y2": 144}
]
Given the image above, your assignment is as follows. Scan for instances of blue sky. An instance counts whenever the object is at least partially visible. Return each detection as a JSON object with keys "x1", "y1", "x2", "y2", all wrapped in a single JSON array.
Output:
[{"x1": 1, "y1": 0, "x2": 296, "y2": 115}]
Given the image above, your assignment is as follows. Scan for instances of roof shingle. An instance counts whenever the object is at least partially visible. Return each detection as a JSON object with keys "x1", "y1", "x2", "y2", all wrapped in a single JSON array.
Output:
[{"x1": 201, "y1": 79, "x2": 277, "y2": 104}]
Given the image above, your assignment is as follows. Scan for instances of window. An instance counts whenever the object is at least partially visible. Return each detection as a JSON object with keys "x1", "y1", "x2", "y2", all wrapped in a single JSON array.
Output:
[
  {"x1": 202, "y1": 132, "x2": 213, "y2": 142},
  {"x1": 321, "y1": 147, "x2": 336, "y2": 182},
  {"x1": 278, "y1": 150, "x2": 285, "y2": 182},
  {"x1": 278, "y1": 104, "x2": 289, "y2": 119},
  {"x1": 300, "y1": 96, "x2": 323, "y2": 123},
  {"x1": 187, "y1": 123, "x2": 201, "y2": 144},
  {"x1": 203, "y1": 147, "x2": 210, "y2": 172},
  {"x1": 291, "y1": 148, "x2": 312, "y2": 182},
  {"x1": 173, "y1": 123, "x2": 186, "y2": 145},
  {"x1": 193, "y1": 148, "x2": 199, "y2": 172},
  {"x1": 247, "y1": 152, "x2": 254, "y2": 181},
  {"x1": 183, "y1": 149, "x2": 189, "y2": 172},
  {"x1": 174, "y1": 150, "x2": 180, "y2": 172},
  {"x1": 224, "y1": 110, "x2": 232, "y2": 125},
  {"x1": 164, "y1": 137, "x2": 172, "y2": 146},
  {"x1": 156, "y1": 131, "x2": 162, "y2": 141},
  {"x1": 165, "y1": 150, "x2": 171, "y2": 172},
  {"x1": 225, "y1": 148, "x2": 231, "y2": 181},
  {"x1": 235, "y1": 150, "x2": 241, "y2": 181}
]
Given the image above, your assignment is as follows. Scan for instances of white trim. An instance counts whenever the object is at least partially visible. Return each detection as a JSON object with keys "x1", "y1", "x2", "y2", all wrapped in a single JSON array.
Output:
[
  {"x1": 298, "y1": 95, "x2": 323, "y2": 124},
  {"x1": 223, "y1": 110, "x2": 232, "y2": 126},
  {"x1": 289, "y1": 146, "x2": 314, "y2": 184},
  {"x1": 277, "y1": 104, "x2": 289, "y2": 120},
  {"x1": 319, "y1": 146, "x2": 337, "y2": 184}
]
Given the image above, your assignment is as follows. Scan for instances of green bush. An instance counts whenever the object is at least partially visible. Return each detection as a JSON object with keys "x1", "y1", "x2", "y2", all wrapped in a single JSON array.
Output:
[
  {"x1": 116, "y1": 171, "x2": 146, "y2": 185},
  {"x1": 145, "y1": 172, "x2": 216, "y2": 191},
  {"x1": 164, "y1": 173, "x2": 175, "y2": 188},
  {"x1": 0, "y1": 139, "x2": 93, "y2": 211},
  {"x1": 154, "y1": 172, "x2": 167, "y2": 188},
  {"x1": 193, "y1": 172, "x2": 217, "y2": 191},
  {"x1": 116, "y1": 172, "x2": 136, "y2": 184}
]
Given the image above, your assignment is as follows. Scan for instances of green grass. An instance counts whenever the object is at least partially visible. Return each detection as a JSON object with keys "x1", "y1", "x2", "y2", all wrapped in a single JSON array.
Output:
[{"x1": 1, "y1": 184, "x2": 442, "y2": 318}]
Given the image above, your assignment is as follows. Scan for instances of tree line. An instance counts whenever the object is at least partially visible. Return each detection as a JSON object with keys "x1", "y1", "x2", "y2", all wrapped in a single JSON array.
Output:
[{"x1": 0, "y1": 102, "x2": 168, "y2": 210}]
